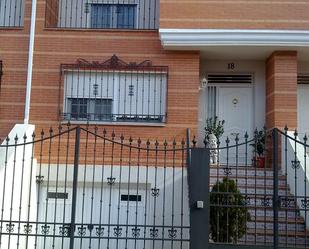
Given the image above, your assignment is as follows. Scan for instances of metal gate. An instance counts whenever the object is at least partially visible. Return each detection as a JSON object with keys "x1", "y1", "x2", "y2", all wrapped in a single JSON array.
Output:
[
  {"x1": 1, "y1": 125, "x2": 309, "y2": 249},
  {"x1": 198, "y1": 128, "x2": 309, "y2": 249},
  {"x1": 0, "y1": 125, "x2": 190, "y2": 249}
]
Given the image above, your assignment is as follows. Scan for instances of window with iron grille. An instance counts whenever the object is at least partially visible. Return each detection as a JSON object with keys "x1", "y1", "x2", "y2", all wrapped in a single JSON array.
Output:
[
  {"x1": 47, "y1": 0, "x2": 159, "y2": 30},
  {"x1": 0, "y1": 0, "x2": 24, "y2": 27},
  {"x1": 61, "y1": 55, "x2": 168, "y2": 124},
  {"x1": 91, "y1": 4, "x2": 136, "y2": 29}
]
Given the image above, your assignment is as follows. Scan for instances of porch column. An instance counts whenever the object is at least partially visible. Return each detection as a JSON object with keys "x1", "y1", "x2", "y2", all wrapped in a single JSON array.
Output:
[
  {"x1": 266, "y1": 51, "x2": 298, "y2": 130},
  {"x1": 265, "y1": 51, "x2": 298, "y2": 168}
]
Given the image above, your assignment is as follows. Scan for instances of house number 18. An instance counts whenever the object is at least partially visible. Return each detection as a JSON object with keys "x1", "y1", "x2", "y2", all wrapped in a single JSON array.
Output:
[{"x1": 228, "y1": 63, "x2": 235, "y2": 70}]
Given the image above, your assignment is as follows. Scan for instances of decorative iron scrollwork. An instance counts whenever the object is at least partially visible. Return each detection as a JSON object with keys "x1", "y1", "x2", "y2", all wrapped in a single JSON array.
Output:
[
  {"x1": 223, "y1": 167, "x2": 232, "y2": 176},
  {"x1": 301, "y1": 198, "x2": 309, "y2": 209},
  {"x1": 168, "y1": 228, "x2": 177, "y2": 239},
  {"x1": 36, "y1": 175, "x2": 44, "y2": 184},
  {"x1": 6, "y1": 223, "x2": 15, "y2": 233},
  {"x1": 291, "y1": 160, "x2": 301, "y2": 170},
  {"x1": 61, "y1": 55, "x2": 168, "y2": 73},
  {"x1": 41, "y1": 225, "x2": 50, "y2": 235},
  {"x1": 78, "y1": 226, "x2": 86, "y2": 236},
  {"x1": 59, "y1": 225, "x2": 71, "y2": 236},
  {"x1": 128, "y1": 85, "x2": 135, "y2": 97},
  {"x1": 107, "y1": 177, "x2": 116, "y2": 185},
  {"x1": 113, "y1": 227, "x2": 122, "y2": 237},
  {"x1": 24, "y1": 224, "x2": 33, "y2": 234},
  {"x1": 132, "y1": 227, "x2": 141, "y2": 238},
  {"x1": 280, "y1": 197, "x2": 295, "y2": 208},
  {"x1": 151, "y1": 188, "x2": 160, "y2": 197},
  {"x1": 95, "y1": 226, "x2": 104, "y2": 236},
  {"x1": 261, "y1": 197, "x2": 271, "y2": 207},
  {"x1": 150, "y1": 227, "x2": 158, "y2": 238}
]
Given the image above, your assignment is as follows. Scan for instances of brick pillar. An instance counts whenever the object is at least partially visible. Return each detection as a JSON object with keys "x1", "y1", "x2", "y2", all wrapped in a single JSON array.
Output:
[
  {"x1": 265, "y1": 51, "x2": 298, "y2": 167},
  {"x1": 266, "y1": 51, "x2": 298, "y2": 130}
]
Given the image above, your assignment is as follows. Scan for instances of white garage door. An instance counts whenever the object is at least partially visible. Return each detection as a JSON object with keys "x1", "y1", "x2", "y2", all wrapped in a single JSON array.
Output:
[{"x1": 37, "y1": 185, "x2": 146, "y2": 249}]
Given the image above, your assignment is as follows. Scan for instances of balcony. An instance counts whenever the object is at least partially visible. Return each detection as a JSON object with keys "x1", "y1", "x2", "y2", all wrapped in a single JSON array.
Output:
[
  {"x1": 0, "y1": 0, "x2": 24, "y2": 27},
  {"x1": 60, "y1": 55, "x2": 168, "y2": 124},
  {"x1": 45, "y1": 0, "x2": 159, "y2": 30}
]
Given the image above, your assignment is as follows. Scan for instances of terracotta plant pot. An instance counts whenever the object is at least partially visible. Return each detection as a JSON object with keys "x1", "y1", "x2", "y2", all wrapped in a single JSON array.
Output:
[{"x1": 253, "y1": 156, "x2": 265, "y2": 168}]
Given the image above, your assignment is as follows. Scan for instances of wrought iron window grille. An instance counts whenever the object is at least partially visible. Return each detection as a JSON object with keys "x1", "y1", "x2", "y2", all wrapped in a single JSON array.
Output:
[
  {"x1": 0, "y1": 0, "x2": 24, "y2": 27},
  {"x1": 60, "y1": 55, "x2": 168, "y2": 124},
  {"x1": 45, "y1": 0, "x2": 159, "y2": 30}
]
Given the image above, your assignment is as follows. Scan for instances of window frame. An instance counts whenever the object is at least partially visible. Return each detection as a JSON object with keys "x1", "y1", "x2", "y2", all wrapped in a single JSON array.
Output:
[
  {"x1": 60, "y1": 55, "x2": 169, "y2": 125},
  {"x1": 90, "y1": 3, "x2": 137, "y2": 29}
]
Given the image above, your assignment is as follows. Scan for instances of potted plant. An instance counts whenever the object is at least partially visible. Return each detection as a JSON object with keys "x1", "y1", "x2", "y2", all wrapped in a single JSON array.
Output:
[
  {"x1": 250, "y1": 128, "x2": 266, "y2": 168},
  {"x1": 210, "y1": 177, "x2": 250, "y2": 243},
  {"x1": 204, "y1": 116, "x2": 225, "y2": 143}
]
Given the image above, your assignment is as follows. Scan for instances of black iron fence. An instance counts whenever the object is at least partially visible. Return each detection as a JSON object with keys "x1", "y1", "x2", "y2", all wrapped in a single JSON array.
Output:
[
  {"x1": 0, "y1": 125, "x2": 189, "y2": 249},
  {"x1": 1, "y1": 125, "x2": 309, "y2": 249},
  {"x1": 0, "y1": 0, "x2": 24, "y2": 27},
  {"x1": 203, "y1": 128, "x2": 309, "y2": 249},
  {"x1": 45, "y1": 0, "x2": 159, "y2": 30}
]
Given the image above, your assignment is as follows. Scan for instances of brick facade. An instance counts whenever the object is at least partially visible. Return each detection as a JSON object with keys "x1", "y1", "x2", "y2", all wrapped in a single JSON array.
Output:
[
  {"x1": 160, "y1": 0, "x2": 309, "y2": 29},
  {"x1": 266, "y1": 51, "x2": 298, "y2": 130},
  {"x1": 0, "y1": 0, "x2": 305, "y2": 142}
]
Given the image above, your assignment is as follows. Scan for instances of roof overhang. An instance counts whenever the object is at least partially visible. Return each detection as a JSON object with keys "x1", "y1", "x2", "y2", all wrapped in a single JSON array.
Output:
[{"x1": 159, "y1": 29, "x2": 309, "y2": 60}]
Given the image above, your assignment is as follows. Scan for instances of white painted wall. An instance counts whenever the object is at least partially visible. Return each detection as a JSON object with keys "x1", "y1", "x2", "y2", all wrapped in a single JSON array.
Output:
[
  {"x1": 198, "y1": 60, "x2": 266, "y2": 145},
  {"x1": 297, "y1": 61, "x2": 309, "y2": 138},
  {"x1": 36, "y1": 164, "x2": 190, "y2": 249},
  {"x1": 0, "y1": 0, "x2": 24, "y2": 26},
  {"x1": 0, "y1": 124, "x2": 37, "y2": 249},
  {"x1": 282, "y1": 132, "x2": 309, "y2": 229}
]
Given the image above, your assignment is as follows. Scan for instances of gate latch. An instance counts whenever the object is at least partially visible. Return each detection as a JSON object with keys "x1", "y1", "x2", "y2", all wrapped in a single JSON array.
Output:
[{"x1": 196, "y1": 201, "x2": 204, "y2": 209}]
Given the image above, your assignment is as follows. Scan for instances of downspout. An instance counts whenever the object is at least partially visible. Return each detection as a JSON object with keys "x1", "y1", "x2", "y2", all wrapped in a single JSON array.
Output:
[{"x1": 24, "y1": 0, "x2": 37, "y2": 124}]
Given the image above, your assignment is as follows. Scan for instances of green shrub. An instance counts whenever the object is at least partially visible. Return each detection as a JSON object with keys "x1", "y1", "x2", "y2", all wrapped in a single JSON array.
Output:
[
  {"x1": 204, "y1": 116, "x2": 225, "y2": 141},
  {"x1": 210, "y1": 177, "x2": 250, "y2": 243}
]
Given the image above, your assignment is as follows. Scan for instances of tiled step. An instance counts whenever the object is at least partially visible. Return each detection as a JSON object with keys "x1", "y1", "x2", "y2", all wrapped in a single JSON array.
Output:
[
  {"x1": 209, "y1": 164, "x2": 309, "y2": 246},
  {"x1": 210, "y1": 166, "x2": 279, "y2": 178},
  {"x1": 210, "y1": 176, "x2": 287, "y2": 187},
  {"x1": 239, "y1": 234, "x2": 309, "y2": 246},
  {"x1": 247, "y1": 221, "x2": 305, "y2": 232}
]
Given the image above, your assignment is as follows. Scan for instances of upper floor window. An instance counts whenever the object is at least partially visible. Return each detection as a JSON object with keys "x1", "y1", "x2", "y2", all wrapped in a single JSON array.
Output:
[
  {"x1": 0, "y1": 0, "x2": 24, "y2": 27},
  {"x1": 91, "y1": 4, "x2": 136, "y2": 29},
  {"x1": 60, "y1": 55, "x2": 168, "y2": 124},
  {"x1": 45, "y1": 0, "x2": 159, "y2": 30}
]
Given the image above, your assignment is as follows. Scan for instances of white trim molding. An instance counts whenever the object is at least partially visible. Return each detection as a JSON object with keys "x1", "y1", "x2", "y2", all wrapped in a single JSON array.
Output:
[{"x1": 159, "y1": 29, "x2": 309, "y2": 48}]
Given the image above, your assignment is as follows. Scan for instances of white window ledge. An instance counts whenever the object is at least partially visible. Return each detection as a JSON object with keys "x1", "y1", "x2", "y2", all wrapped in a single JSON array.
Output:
[{"x1": 61, "y1": 120, "x2": 166, "y2": 127}]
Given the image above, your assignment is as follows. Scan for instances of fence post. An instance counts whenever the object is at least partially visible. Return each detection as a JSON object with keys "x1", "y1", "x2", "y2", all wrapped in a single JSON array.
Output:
[
  {"x1": 69, "y1": 126, "x2": 80, "y2": 249},
  {"x1": 272, "y1": 128, "x2": 279, "y2": 249},
  {"x1": 189, "y1": 148, "x2": 210, "y2": 249}
]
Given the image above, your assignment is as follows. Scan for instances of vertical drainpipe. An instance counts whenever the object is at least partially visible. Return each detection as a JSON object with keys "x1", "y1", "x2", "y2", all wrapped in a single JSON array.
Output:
[{"x1": 24, "y1": 0, "x2": 37, "y2": 124}]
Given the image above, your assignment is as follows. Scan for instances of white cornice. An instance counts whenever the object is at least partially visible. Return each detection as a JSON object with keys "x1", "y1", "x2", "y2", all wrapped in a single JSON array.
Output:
[{"x1": 159, "y1": 29, "x2": 309, "y2": 48}]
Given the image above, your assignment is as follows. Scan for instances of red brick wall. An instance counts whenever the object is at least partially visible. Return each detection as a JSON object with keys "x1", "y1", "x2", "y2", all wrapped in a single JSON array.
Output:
[
  {"x1": 26, "y1": 1, "x2": 200, "y2": 144},
  {"x1": 266, "y1": 51, "x2": 298, "y2": 130},
  {"x1": 0, "y1": 0, "x2": 31, "y2": 139},
  {"x1": 160, "y1": 0, "x2": 309, "y2": 29}
]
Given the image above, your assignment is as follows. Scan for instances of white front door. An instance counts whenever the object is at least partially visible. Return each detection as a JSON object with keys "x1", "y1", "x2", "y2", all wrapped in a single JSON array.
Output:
[
  {"x1": 217, "y1": 86, "x2": 253, "y2": 141},
  {"x1": 216, "y1": 86, "x2": 254, "y2": 164}
]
